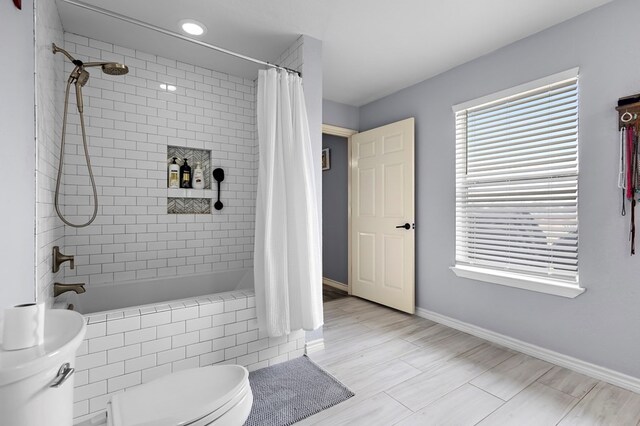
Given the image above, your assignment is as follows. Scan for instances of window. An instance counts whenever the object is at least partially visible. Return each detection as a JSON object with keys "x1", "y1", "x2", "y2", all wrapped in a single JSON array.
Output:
[{"x1": 451, "y1": 69, "x2": 583, "y2": 298}]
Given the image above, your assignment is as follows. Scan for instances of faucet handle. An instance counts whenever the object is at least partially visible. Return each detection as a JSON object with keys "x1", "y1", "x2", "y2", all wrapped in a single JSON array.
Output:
[{"x1": 52, "y1": 246, "x2": 75, "y2": 273}]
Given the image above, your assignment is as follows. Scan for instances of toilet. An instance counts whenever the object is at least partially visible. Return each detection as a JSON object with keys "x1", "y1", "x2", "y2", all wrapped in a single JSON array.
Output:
[
  {"x1": 81, "y1": 365, "x2": 253, "y2": 426},
  {"x1": 0, "y1": 310, "x2": 252, "y2": 426}
]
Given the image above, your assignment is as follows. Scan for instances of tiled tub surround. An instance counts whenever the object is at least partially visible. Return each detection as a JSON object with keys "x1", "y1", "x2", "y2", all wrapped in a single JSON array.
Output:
[
  {"x1": 72, "y1": 290, "x2": 305, "y2": 422},
  {"x1": 60, "y1": 32, "x2": 257, "y2": 287}
]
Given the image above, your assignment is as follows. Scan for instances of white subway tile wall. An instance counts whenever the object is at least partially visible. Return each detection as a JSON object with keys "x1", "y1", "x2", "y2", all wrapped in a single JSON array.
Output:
[
  {"x1": 35, "y1": 0, "x2": 65, "y2": 305},
  {"x1": 276, "y1": 35, "x2": 304, "y2": 71},
  {"x1": 73, "y1": 290, "x2": 305, "y2": 422},
  {"x1": 59, "y1": 33, "x2": 257, "y2": 286}
]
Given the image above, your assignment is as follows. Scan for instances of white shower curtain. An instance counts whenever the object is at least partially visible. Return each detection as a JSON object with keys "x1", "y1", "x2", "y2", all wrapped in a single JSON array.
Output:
[{"x1": 254, "y1": 68, "x2": 323, "y2": 337}]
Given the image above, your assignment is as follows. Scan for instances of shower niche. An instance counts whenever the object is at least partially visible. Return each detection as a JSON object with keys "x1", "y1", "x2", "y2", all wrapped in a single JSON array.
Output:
[{"x1": 167, "y1": 145, "x2": 213, "y2": 214}]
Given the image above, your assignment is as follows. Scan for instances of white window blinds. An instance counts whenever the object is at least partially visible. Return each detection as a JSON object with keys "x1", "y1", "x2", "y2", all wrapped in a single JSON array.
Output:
[{"x1": 455, "y1": 72, "x2": 579, "y2": 286}]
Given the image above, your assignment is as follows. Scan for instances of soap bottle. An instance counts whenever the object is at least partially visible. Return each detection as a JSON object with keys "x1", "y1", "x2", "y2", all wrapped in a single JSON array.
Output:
[
  {"x1": 168, "y1": 157, "x2": 180, "y2": 188},
  {"x1": 192, "y1": 162, "x2": 205, "y2": 189},
  {"x1": 180, "y1": 158, "x2": 192, "y2": 188}
]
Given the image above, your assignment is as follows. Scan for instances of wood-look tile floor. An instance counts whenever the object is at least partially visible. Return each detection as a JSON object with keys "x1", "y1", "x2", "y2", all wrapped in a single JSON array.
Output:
[
  {"x1": 300, "y1": 296, "x2": 640, "y2": 425},
  {"x1": 322, "y1": 284, "x2": 349, "y2": 303}
]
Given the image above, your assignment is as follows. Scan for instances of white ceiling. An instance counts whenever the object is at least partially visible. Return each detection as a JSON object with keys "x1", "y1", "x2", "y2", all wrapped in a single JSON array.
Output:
[{"x1": 56, "y1": 0, "x2": 613, "y2": 106}]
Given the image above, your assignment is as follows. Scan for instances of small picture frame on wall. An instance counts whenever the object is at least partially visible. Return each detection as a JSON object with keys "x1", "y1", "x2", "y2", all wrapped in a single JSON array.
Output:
[{"x1": 322, "y1": 148, "x2": 331, "y2": 171}]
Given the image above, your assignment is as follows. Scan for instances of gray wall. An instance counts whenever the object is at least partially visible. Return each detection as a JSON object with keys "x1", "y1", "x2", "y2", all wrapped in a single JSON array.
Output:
[
  {"x1": 322, "y1": 135, "x2": 348, "y2": 283},
  {"x1": 359, "y1": 0, "x2": 640, "y2": 378},
  {"x1": 323, "y1": 99, "x2": 359, "y2": 130},
  {"x1": 0, "y1": 0, "x2": 36, "y2": 309},
  {"x1": 321, "y1": 99, "x2": 355, "y2": 285}
]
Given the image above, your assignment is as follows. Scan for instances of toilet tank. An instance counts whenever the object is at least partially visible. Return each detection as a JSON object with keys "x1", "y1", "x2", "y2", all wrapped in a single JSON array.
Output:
[{"x1": 0, "y1": 310, "x2": 86, "y2": 426}]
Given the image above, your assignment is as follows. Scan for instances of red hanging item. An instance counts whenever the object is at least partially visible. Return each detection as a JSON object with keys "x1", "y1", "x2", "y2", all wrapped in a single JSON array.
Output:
[
  {"x1": 626, "y1": 125, "x2": 634, "y2": 199},
  {"x1": 13, "y1": 0, "x2": 21, "y2": 10}
]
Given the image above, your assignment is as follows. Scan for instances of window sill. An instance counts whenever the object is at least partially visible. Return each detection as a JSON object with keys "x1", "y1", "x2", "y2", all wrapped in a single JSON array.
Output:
[{"x1": 450, "y1": 265, "x2": 585, "y2": 298}]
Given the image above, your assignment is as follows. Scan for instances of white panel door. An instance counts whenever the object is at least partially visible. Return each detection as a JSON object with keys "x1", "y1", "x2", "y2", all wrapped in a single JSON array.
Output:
[{"x1": 351, "y1": 118, "x2": 415, "y2": 313}]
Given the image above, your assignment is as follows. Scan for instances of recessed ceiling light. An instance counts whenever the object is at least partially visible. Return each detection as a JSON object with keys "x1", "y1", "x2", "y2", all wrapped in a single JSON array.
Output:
[
  {"x1": 179, "y1": 19, "x2": 206, "y2": 36},
  {"x1": 160, "y1": 83, "x2": 177, "y2": 92}
]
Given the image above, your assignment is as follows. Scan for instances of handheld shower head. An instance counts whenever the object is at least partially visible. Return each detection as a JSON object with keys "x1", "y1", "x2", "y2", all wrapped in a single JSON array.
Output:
[
  {"x1": 76, "y1": 69, "x2": 90, "y2": 87},
  {"x1": 52, "y1": 40, "x2": 130, "y2": 228}
]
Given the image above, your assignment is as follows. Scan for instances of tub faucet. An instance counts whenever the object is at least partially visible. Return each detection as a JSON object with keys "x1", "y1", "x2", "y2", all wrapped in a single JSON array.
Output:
[
  {"x1": 52, "y1": 246, "x2": 74, "y2": 273},
  {"x1": 54, "y1": 282, "x2": 85, "y2": 298}
]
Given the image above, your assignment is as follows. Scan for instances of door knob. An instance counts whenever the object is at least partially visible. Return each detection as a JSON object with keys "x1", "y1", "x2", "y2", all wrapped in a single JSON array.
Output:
[{"x1": 396, "y1": 223, "x2": 411, "y2": 230}]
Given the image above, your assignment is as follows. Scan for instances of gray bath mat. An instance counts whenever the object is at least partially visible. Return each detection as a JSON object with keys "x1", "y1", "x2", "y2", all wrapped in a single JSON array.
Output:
[{"x1": 245, "y1": 355, "x2": 354, "y2": 426}]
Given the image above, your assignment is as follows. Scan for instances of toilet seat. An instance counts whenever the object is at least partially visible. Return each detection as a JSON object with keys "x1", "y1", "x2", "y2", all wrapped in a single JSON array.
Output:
[{"x1": 106, "y1": 365, "x2": 252, "y2": 426}]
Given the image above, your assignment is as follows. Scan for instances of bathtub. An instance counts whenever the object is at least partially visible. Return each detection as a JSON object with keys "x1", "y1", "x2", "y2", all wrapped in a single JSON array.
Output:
[
  {"x1": 68, "y1": 268, "x2": 306, "y2": 423},
  {"x1": 66, "y1": 269, "x2": 254, "y2": 314}
]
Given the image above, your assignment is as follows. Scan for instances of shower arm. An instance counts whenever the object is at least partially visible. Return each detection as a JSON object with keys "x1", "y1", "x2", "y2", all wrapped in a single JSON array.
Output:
[
  {"x1": 52, "y1": 44, "x2": 111, "y2": 69},
  {"x1": 52, "y1": 43, "x2": 77, "y2": 64}
]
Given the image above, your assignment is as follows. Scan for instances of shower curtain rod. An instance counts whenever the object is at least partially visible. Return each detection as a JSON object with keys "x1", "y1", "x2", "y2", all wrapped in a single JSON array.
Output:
[{"x1": 59, "y1": 0, "x2": 301, "y2": 76}]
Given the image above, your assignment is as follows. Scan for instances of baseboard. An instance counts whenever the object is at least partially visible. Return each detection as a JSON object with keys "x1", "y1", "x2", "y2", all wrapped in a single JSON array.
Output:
[
  {"x1": 415, "y1": 307, "x2": 640, "y2": 394},
  {"x1": 305, "y1": 338, "x2": 325, "y2": 355},
  {"x1": 322, "y1": 277, "x2": 348, "y2": 291}
]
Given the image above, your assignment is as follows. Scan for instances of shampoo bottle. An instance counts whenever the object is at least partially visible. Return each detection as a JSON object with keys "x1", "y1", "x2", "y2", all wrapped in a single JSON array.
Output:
[
  {"x1": 168, "y1": 157, "x2": 180, "y2": 188},
  {"x1": 180, "y1": 158, "x2": 192, "y2": 188},
  {"x1": 192, "y1": 162, "x2": 205, "y2": 189}
]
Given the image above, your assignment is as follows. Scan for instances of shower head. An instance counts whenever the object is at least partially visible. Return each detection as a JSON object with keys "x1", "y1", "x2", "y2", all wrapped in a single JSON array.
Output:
[
  {"x1": 53, "y1": 43, "x2": 129, "y2": 77},
  {"x1": 101, "y1": 63, "x2": 129, "y2": 76}
]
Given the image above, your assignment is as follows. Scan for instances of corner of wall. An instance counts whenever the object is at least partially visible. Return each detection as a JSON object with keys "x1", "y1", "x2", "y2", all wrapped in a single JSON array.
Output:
[
  {"x1": 322, "y1": 99, "x2": 360, "y2": 130},
  {"x1": 34, "y1": 0, "x2": 65, "y2": 307}
]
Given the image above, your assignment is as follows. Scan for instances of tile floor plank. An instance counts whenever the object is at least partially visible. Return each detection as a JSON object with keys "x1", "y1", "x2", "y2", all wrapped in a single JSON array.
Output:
[
  {"x1": 477, "y1": 382, "x2": 578, "y2": 425},
  {"x1": 373, "y1": 317, "x2": 439, "y2": 342},
  {"x1": 323, "y1": 322, "x2": 372, "y2": 343},
  {"x1": 537, "y1": 366, "x2": 599, "y2": 399},
  {"x1": 558, "y1": 382, "x2": 640, "y2": 426},
  {"x1": 394, "y1": 384, "x2": 503, "y2": 426},
  {"x1": 409, "y1": 323, "x2": 461, "y2": 347},
  {"x1": 401, "y1": 332, "x2": 485, "y2": 372},
  {"x1": 339, "y1": 358, "x2": 422, "y2": 395},
  {"x1": 313, "y1": 392, "x2": 413, "y2": 426},
  {"x1": 324, "y1": 338, "x2": 418, "y2": 378},
  {"x1": 309, "y1": 328, "x2": 401, "y2": 365},
  {"x1": 294, "y1": 392, "x2": 377, "y2": 425},
  {"x1": 386, "y1": 343, "x2": 515, "y2": 411},
  {"x1": 358, "y1": 309, "x2": 415, "y2": 329},
  {"x1": 470, "y1": 352, "x2": 553, "y2": 400}
]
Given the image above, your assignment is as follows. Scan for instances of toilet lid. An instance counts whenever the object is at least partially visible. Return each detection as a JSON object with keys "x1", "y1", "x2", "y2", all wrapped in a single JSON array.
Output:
[{"x1": 109, "y1": 365, "x2": 250, "y2": 426}]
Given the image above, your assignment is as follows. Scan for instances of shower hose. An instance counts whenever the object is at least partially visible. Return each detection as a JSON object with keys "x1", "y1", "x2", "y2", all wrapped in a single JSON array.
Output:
[{"x1": 54, "y1": 78, "x2": 99, "y2": 228}]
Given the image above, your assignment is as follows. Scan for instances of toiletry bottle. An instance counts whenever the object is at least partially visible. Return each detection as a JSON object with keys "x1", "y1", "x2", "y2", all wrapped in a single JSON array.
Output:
[
  {"x1": 180, "y1": 158, "x2": 192, "y2": 188},
  {"x1": 168, "y1": 157, "x2": 180, "y2": 189},
  {"x1": 192, "y1": 161, "x2": 205, "y2": 189}
]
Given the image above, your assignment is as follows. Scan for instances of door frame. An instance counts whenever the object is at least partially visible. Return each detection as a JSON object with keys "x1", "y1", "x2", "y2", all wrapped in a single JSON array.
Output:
[{"x1": 322, "y1": 124, "x2": 358, "y2": 295}]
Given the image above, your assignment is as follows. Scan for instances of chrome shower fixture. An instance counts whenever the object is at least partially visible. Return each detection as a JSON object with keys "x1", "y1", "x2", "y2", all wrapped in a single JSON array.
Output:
[
  {"x1": 52, "y1": 43, "x2": 129, "y2": 113},
  {"x1": 52, "y1": 43, "x2": 129, "y2": 75},
  {"x1": 52, "y1": 43, "x2": 129, "y2": 228}
]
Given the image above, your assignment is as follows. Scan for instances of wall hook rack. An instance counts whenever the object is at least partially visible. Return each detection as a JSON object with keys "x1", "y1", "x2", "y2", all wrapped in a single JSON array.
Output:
[
  {"x1": 616, "y1": 96, "x2": 640, "y2": 129},
  {"x1": 616, "y1": 95, "x2": 640, "y2": 255},
  {"x1": 616, "y1": 104, "x2": 640, "y2": 129}
]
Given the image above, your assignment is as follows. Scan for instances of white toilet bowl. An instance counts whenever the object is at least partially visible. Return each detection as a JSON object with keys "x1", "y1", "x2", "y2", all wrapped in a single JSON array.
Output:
[{"x1": 81, "y1": 365, "x2": 252, "y2": 426}]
